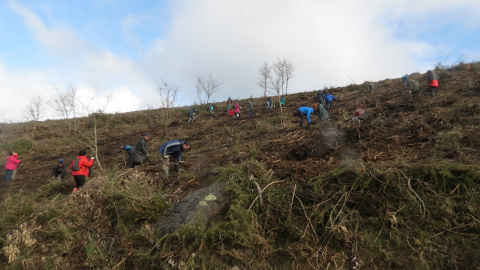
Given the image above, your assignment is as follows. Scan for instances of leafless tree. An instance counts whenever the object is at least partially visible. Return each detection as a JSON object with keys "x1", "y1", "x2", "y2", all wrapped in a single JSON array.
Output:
[
  {"x1": 272, "y1": 59, "x2": 286, "y2": 96},
  {"x1": 24, "y1": 95, "x2": 44, "y2": 136},
  {"x1": 51, "y1": 84, "x2": 78, "y2": 131},
  {"x1": 195, "y1": 74, "x2": 221, "y2": 104},
  {"x1": 73, "y1": 93, "x2": 112, "y2": 173},
  {"x1": 283, "y1": 59, "x2": 295, "y2": 95},
  {"x1": 155, "y1": 79, "x2": 180, "y2": 123},
  {"x1": 256, "y1": 61, "x2": 271, "y2": 97}
]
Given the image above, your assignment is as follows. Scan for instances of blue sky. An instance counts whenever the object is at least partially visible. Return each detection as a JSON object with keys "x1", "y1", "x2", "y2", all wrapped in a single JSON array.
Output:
[{"x1": 1, "y1": 0, "x2": 479, "y2": 122}]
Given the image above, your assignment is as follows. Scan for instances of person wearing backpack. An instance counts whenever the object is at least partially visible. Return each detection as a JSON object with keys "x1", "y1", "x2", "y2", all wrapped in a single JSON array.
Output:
[{"x1": 70, "y1": 150, "x2": 94, "y2": 193}]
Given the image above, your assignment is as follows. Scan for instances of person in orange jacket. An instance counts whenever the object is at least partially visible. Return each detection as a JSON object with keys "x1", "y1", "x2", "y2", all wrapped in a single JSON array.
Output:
[{"x1": 70, "y1": 150, "x2": 94, "y2": 193}]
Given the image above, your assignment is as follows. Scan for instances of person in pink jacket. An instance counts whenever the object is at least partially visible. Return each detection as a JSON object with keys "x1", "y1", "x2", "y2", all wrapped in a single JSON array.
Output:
[
  {"x1": 4, "y1": 151, "x2": 21, "y2": 182},
  {"x1": 234, "y1": 103, "x2": 241, "y2": 118}
]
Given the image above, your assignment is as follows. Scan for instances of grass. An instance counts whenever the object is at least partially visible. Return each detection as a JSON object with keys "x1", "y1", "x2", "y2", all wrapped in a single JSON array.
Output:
[{"x1": 1, "y1": 62, "x2": 480, "y2": 269}]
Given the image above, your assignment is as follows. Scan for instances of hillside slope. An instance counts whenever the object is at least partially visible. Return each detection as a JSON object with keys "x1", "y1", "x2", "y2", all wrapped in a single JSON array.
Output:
[{"x1": 1, "y1": 62, "x2": 480, "y2": 269}]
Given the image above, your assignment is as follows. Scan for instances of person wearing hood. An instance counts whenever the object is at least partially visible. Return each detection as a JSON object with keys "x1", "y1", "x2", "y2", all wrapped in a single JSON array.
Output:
[
  {"x1": 127, "y1": 132, "x2": 150, "y2": 168},
  {"x1": 227, "y1": 97, "x2": 233, "y2": 110},
  {"x1": 158, "y1": 139, "x2": 191, "y2": 177}
]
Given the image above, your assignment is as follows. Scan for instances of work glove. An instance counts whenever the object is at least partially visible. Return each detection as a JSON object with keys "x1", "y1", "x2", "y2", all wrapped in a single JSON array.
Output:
[
  {"x1": 163, "y1": 155, "x2": 170, "y2": 159},
  {"x1": 91, "y1": 157, "x2": 95, "y2": 160}
]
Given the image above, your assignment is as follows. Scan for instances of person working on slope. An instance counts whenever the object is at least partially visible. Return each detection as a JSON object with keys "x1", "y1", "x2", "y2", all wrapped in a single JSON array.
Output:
[
  {"x1": 293, "y1": 107, "x2": 316, "y2": 127},
  {"x1": 51, "y1": 158, "x2": 67, "y2": 180},
  {"x1": 325, "y1": 93, "x2": 337, "y2": 110},
  {"x1": 127, "y1": 132, "x2": 150, "y2": 168},
  {"x1": 70, "y1": 150, "x2": 94, "y2": 193},
  {"x1": 427, "y1": 70, "x2": 439, "y2": 98},
  {"x1": 4, "y1": 150, "x2": 21, "y2": 182},
  {"x1": 158, "y1": 139, "x2": 191, "y2": 177}
]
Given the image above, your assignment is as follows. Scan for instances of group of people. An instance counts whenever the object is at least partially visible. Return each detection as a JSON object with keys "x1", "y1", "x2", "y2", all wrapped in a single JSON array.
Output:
[
  {"x1": 292, "y1": 90, "x2": 336, "y2": 127},
  {"x1": 121, "y1": 132, "x2": 191, "y2": 178},
  {"x1": 2, "y1": 148, "x2": 95, "y2": 194},
  {"x1": 403, "y1": 70, "x2": 439, "y2": 98}
]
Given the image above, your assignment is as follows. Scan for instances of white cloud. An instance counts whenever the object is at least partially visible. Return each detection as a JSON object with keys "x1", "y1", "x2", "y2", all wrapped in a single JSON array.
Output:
[{"x1": 2, "y1": 0, "x2": 480, "y2": 122}]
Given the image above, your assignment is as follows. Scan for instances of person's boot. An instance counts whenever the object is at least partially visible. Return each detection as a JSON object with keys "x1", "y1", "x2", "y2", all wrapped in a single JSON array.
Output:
[
  {"x1": 163, "y1": 169, "x2": 169, "y2": 177},
  {"x1": 72, "y1": 187, "x2": 78, "y2": 193},
  {"x1": 174, "y1": 164, "x2": 180, "y2": 171}
]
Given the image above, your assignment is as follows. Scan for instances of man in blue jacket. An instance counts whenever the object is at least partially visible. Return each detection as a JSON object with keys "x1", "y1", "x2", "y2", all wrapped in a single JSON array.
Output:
[
  {"x1": 158, "y1": 139, "x2": 191, "y2": 177},
  {"x1": 293, "y1": 107, "x2": 315, "y2": 127},
  {"x1": 325, "y1": 93, "x2": 337, "y2": 110}
]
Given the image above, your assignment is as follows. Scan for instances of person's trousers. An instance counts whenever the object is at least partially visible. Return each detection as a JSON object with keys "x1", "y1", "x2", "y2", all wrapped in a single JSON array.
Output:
[
  {"x1": 73, "y1": 175, "x2": 86, "y2": 188},
  {"x1": 293, "y1": 110, "x2": 306, "y2": 127},
  {"x1": 249, "y1": 109, "x2": 253, "y2": 118},
  {"x1": 4, "y1": 169, "x2": 14, "y2": 182}
]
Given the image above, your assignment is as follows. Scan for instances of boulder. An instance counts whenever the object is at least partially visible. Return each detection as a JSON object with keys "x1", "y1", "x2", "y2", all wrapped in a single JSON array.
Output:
[{"x1": 155, "y1": 182, "x2": 229, "y2": 237}]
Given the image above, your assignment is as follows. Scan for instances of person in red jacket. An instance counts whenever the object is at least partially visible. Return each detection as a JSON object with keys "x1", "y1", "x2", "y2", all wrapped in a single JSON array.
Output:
[
  {"x1": 4, "y1": 151, "x2": 21, "y2": 182},
  {"x1": 70, "y1": 150, "x2": 94, "y2": 193}
]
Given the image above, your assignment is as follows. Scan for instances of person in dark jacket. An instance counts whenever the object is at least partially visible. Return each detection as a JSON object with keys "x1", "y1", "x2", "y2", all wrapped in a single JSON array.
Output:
[
  {"x1": 70, "y1": 150, "x2": 94, "y2": 193},
  {"x1": 158, "y1": 139, "x2": 191, "y2": 177},
  {"x1": 128, "y1": 133, "x2": 150, "y2": 168},
  {"x1": 427, "y1": 70, "x2": 439, "y2": 98},
  {"x1": 51, "y1": 159, "x2": 67, "y2": 180},
  {"x1": 317, "y1": 103, "x2": 329, "y2": 122},
  {"x1": 410, "y1": 80, "x2": 421, "y2": 95},
  {"x1": 187, "y1": 108, "x2": 197, "y2": 124},
  {"x1": 266, "y1": 97, "x2": 271, "y2": 109},
  {"x1": 227, "y1": 97, "x2": 233, "y2": 110},
  {"x1": 316, "y1": 90, "x2": 325, "y2": 106},
  {"x1": 293, "y1": 107, "x2": 316, "y2": 127},
  {"x1": 325, "y1": 93, "x2": 337, "y2": 110}
]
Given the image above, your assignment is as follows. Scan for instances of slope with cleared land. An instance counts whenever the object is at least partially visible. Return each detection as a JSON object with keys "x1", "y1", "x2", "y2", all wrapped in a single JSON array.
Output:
[{"x1": 0, "y1": 62, "x2": 479, "y2": 269}]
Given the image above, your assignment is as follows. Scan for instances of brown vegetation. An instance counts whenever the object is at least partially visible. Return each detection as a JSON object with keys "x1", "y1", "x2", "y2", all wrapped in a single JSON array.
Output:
[{"x1": 1, "y1": 62, "x2": 480, "y2": 269}]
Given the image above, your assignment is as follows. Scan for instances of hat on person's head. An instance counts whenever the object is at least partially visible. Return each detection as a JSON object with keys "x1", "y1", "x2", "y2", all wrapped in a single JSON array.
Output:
[
  {"x1": 78, "y1": 150, "x2": 87, "y2": 156},
  {"x1": 144, "y1": 132, "x2": 150, "y2": 137},
  {"x1": 58, "y1": 159, "x2": 63, "y2": 164}
]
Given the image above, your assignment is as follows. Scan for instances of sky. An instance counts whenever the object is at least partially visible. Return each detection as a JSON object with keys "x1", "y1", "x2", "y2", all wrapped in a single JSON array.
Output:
[{"x1": 1, "y1": 0, "x2": 479, "y2": 122}]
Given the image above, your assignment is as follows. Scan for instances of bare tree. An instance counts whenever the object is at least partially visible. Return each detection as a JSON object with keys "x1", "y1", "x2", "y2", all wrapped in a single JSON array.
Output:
[
  {"x1": 51, "y1": 84, "x2": 78, "y2": 130},
  {"x1": 283, "y1": 59, "x2": 295, "y2": 95},
  {"x1": 272, "y1": 59, "x2": 286, "y2": 96},
  {"x1": 155, "y1": 79, "x2": 180, "y2": 124},
  {"x1": 24, "y1": 95, "x2": 44, "y2": 136},
  {"x1": 195, "y1": 74, "x2": 221, "y2": 104},
  {"x1": 256, "y1": 61, "x2": 271, "y2": 97},
  {"x1": 72, "y1": 93, "x2": 112, "y2": 173}
]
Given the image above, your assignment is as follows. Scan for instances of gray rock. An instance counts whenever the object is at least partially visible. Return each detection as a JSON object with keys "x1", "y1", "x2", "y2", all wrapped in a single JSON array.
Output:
[{"x1": 155, "y1": 182, "x2": 229, "y2": 237}]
